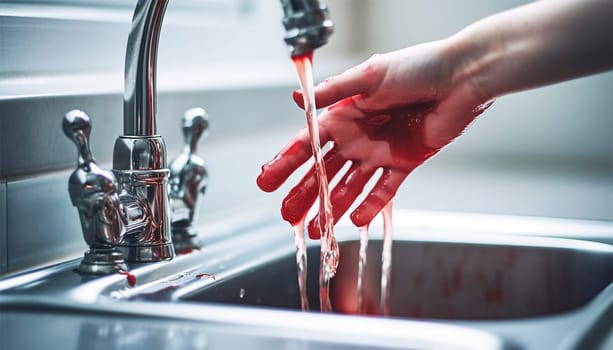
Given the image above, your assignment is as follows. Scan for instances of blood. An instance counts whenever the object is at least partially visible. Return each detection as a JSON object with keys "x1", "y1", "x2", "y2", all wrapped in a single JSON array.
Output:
[
  {"x1": 277, "y1": 97, "x2": 492, "y2": 229},
  {"x1": 276, "y1": 101, "x2": 439, "y2": 230},
  {"x1": 484, "y1": 271, "x2": 505, "y2": 305},
  {"x1": 196, "y1": 273, "x2": 215, "y2": 280},
  {"x1": 117, "y1": 269, "x2": 137, "y2": 287},
  {"x1": 257, "y1": 141, "x2": 305, "y2": 193},
  {"x1": 355, "y1": 103, "x2": 439, "y2": 164},
  {"x1": 292, "y1": 51, "x2": 314, "y2": 67},
  {"x1": 266, "y1": 50, "x2": 494, "y2": 315}
]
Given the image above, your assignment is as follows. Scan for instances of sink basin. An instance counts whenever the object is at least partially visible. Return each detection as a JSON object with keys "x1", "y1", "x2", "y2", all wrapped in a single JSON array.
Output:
[
  {"x1": 180, "y1": 236, "x2": 612, "y2": 320},
  {"x1": 1, "y1": 209, "x2": 612, "y2": 350}
]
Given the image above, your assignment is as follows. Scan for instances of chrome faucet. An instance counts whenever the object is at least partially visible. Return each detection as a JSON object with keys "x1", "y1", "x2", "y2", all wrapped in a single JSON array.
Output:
[
  {"x1": 168, "y1": 107, "x2": 209, "y2": 253},
  {"x1": 63, "y1": 0, "x2": 333, "y2": 274},
  {"x1": 280, "y1": 0, "x2": 334, "y2": 57}
]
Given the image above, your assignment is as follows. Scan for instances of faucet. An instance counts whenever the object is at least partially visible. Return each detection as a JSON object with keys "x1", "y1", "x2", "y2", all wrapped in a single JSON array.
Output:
[
  {"x1": 63, "y1": 0, "x2": 333, "y2": 275},
  {"x1": 280, "y1": 0, "x2": 334, "y2": 57}
]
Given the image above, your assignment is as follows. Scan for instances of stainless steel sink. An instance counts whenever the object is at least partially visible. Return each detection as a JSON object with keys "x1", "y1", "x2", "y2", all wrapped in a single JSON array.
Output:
[
  {"x1": 179, "y1": 236, "x2": 612, "y2": 320},
  {"x1": 1, "y1": 210, "x2": 612, "y2": 350}
]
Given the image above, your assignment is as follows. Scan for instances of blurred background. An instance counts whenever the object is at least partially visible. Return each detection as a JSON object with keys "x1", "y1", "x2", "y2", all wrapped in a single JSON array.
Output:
[{"x1": 1, "y1": 0, "x2": 611, "y2": 274}]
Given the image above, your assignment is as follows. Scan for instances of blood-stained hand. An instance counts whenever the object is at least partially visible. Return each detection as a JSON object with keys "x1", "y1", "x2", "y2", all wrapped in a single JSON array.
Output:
[
  {"x1": 257, "y1": 40, "x2": 491, "y2": 238},
  {"x1": 257, "y1": 0, "x2": 613, "y2": 239}
]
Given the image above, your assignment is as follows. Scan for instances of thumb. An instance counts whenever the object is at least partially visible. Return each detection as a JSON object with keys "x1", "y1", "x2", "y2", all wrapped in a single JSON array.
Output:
[{"x1": 293, "y1": 55, "x2": 387, "y2": 109}]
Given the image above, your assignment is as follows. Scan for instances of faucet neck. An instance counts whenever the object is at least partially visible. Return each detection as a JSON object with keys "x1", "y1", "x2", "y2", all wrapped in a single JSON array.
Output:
[
  {"x1": 123, "y1": 0, "x2": 169, "y2": 137},
  {"x1": 280, "y1": 0, "x2": 334, "y2": 57}
]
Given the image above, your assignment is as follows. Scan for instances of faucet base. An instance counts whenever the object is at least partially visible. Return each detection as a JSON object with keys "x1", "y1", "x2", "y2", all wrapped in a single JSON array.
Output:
[
  {"x1": 117, "y1": 243, "x2": 175, "y2": 262},
  {"x1": 113, "y1": 135, "x2": 175, "y2": 262},
  {"x1": 172, "y1": 226, "x2": 202, "y2": 254},
  {"x1": 78, "y1": 248, "x2": 128, "y2": 275}
]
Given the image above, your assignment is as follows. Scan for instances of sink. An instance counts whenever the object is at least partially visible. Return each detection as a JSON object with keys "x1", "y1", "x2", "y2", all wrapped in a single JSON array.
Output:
[
  {"x1": 1, "y1": 209, "x2": 612, "y2": 349},
  {"x1": 180, "y1": 236, "x2": 612, "y2": 320}
]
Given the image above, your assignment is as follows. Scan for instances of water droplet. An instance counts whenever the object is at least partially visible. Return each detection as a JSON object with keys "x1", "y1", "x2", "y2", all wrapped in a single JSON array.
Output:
[{"x1": 239, "y1": 288, "x2": 245, "y2": 299}]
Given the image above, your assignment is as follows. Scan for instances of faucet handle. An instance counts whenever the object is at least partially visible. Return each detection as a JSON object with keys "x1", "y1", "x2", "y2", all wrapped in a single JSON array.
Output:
[
  {"x1": 63, "y1": 109, "x2": 95, "y2": 166},
  {"x1": 182, "y1": 107, "x2": 210, "y2": 153},
  {"x1": 63, "y1": 110, "x2": 128, "y2": 274},
  {"x1": 169, "y1": 107, "x2": 210, "y2": 253}
]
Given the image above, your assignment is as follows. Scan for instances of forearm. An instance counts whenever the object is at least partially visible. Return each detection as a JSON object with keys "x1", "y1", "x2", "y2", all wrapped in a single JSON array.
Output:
[{"x1": 450, "y1": 0, "x2": 612, "y2": 100}]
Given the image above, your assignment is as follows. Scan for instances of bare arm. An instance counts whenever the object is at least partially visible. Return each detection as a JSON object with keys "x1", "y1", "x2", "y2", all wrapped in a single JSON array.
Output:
[{"x1": 453, "y1": 0, "x2": 612, "y2": 101}]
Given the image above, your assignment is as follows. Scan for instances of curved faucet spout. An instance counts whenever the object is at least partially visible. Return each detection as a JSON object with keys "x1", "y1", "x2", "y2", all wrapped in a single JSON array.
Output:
[
  {"x1": 65, "y1": 0, "x2": 334, "y2": 270},
  {"x1": 123, "y1": 0, "x2": 332, "y2": 136},
  {"x1": 123, "y1": 0, "x2": 169, "y2": 137}
]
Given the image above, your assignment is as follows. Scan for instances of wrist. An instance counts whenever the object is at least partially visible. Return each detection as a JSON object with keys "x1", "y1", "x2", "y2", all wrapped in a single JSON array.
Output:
[{"x1": 444, "y1": 20, "x2": 505, "y2": 103}]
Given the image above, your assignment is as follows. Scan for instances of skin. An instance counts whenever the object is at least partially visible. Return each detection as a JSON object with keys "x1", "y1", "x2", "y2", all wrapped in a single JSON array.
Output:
[{"x1": 257, "y1": 0, "x2": 612, "y2": 238}]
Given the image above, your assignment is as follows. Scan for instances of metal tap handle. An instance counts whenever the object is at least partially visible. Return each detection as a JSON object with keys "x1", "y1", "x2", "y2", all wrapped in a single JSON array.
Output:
[
  {"x1": 63, "y1": 110, "x2": 95, "y2": 166},
  {"x1": 63, "y1": 110, "x2": 128, "y2": 274},
  {"x1": 169, "y1": 108, "x2": 209, "y2": 252},
  {"x1": 183, "y1": 107, "x2": 210, "y2": 154}
]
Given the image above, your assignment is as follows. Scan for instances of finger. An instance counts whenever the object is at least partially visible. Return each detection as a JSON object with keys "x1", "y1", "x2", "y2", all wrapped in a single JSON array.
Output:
[
  {"x1": 308, "y1": 164, "x2": 376, "y2": 239},
  {"x1": 293, "y1": 55, "x2": 386, "y2": 109},
  {"x1": 257, "y1": 125, "x2": 331, "y2": 193},
  {"x1": 280, "y1": 148, "x2": 348, "y2": 225},
  {"x1": 350, "y1": 169, "x2": 408, "y2": 228}
]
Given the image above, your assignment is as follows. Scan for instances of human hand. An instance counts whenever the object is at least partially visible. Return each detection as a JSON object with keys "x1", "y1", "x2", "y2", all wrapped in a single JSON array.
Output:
[{"x1": 257, "y1": 40, "x2": 492, "y2": 238}]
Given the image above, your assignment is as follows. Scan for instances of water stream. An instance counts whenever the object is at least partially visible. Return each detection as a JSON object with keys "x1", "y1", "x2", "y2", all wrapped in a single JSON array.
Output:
[{"x1": 292, "y1": 52, "x2": 339, "y2": 312}]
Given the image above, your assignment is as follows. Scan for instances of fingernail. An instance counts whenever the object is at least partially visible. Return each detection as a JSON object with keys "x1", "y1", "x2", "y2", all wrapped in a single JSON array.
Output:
[{"x1": 350, "y1": 209, "x2": 369, "y2": 228}]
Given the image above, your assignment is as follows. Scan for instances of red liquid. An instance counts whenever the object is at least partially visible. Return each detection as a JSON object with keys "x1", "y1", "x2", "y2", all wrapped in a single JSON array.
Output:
[
  {"x1": 196, "y1": 273, "x2": 215, "y2": 280},
  {"x1": 292, "y1": 52, "x2": 339, "y2": 313},
  {"x1": 262, "y1": 50, "x2": 494, "y2": 315},
  {"x1": 117, "y1": 269, "x2": 137, "y2": 287},
  {"x1": 280, "y1": 98, "x2": 492, "y2": 229}
]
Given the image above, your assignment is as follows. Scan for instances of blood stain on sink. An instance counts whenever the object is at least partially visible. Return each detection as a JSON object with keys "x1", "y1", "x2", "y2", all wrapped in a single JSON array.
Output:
[
  {"x1": 452, "y1": 268, "x2": 463, "y2": 289},
  {"x1": 117, "y1": 269, "x2": 137, "y2": 287},
  {"x1": 196, "y1": 273, "x2": 215, "y2": 280},
  {"x1": 176, "y1": 247, "x2": 202, "y2": 255},
  {"x1": 483, "y1": 270, "x2": 505, "y2": 305},
  {"x1": 413, "y1": 272, "x2": 425, "y2": 289}
]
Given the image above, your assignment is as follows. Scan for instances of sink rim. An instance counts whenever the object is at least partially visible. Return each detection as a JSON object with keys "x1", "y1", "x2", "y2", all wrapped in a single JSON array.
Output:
[
  {"x1": 0, "y1": 293, "x2": 507, "y2": 350},
  {"x1": 3, "y1": 209, "x2": 612, "y2": 304},
  {"x1": 1, "y1": 209, "x2": 612, "y2": 350}
]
